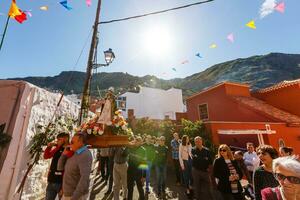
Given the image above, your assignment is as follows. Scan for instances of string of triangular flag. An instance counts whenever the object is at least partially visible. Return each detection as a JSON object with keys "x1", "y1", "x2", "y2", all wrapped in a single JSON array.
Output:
[
  {"x1": 1, "y1": 0, "x2": 92, "y2": 21},
  {"x1": 168, "y1": 1, "x2": 285, "y2": 74}
]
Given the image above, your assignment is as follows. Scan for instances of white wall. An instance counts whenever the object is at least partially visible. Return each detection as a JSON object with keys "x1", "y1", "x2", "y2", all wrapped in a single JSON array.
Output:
[
  {"x1": 0, "y1": 81, "x2": 80, "y2": 200},
  {"x1": 120, "y1": 87, "x2": 184, "y2": 120}
]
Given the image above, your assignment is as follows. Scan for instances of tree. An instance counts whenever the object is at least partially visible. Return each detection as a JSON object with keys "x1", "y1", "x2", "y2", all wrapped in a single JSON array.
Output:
[
  {"x1": 179, "y1": 119, "x2": 216, "y2": 154},
  {"x1": 132, "y1": 118, "x2": 175, "y2": 144}
]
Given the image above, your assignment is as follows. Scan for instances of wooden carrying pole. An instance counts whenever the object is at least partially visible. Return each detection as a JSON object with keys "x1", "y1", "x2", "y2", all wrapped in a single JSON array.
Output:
[{"x1": 79, "y1": 0, "x2": 102, "y2": 125}]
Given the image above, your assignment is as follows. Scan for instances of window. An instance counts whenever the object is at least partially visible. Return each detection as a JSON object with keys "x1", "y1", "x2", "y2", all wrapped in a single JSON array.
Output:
[
  {"x1": 116, "y1": 96, "x2": 126, "y2": 111},
  {"x1": 198, "y1": 104, "x2": 209, "y2": 120}
]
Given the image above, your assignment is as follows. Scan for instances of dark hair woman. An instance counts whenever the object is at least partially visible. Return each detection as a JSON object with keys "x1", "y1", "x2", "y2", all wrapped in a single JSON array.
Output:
[
  {"x1": 213, "y1": 144, "x2": 244, "y2": 200},
  {"x1": 179, "y1": 135, "x2": 193, "y2": 196},
  {"x1": 279, "y1": 146, "x2": 293, "y2": 157},
  {"x1": 253, "y1": 145, "x2": 279, "y2": 200}
]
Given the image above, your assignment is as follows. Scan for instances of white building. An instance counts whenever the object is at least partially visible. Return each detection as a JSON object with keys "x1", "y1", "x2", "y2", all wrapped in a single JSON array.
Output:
[
  {"x1": 65, "y1": 94, "x2": 81, "y2": 106},
  {"x1": 118, "y1": 87, "x2": 185, "y2": 120}
]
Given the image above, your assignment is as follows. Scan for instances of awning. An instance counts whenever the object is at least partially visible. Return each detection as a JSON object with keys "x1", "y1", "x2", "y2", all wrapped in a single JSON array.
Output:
[{"x1": 218, "y1": 129, "x2": 276, "y2": 135}]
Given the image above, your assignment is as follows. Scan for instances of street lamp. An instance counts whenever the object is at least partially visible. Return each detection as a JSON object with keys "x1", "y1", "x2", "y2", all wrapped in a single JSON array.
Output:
[{"x1": 93, "y1": 48, "x2": 115, "y2": 69}]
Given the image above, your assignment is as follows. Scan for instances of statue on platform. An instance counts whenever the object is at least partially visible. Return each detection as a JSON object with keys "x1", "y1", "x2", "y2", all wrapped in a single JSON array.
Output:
[{"x1": 97, "y1": 87, "x2": 116, "y2": 125}]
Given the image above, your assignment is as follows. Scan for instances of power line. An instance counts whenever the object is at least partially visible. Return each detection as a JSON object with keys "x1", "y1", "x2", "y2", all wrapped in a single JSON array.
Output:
[{"x1": 99, "y1": 0, "x2": 214, "y2": 25}]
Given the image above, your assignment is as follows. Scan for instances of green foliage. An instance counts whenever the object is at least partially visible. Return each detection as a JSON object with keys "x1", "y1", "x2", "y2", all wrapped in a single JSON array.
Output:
[
  {"x1": 133, "y1": 118, "x2": 160, "y2": 136},
  {"x1": 0, "y1": 123, "x2": 12, "y2": 148},
  {"x1": 179, "y1": 119, "x2": 216, "y2": 154},
  {"x1": 29, "y1": 115, "x2": 77, "y2": 160},
  {"x1": 159, "y1": 120, "x2": 176, "y2": 144},
  {"x1": 132, "y1": 118, "x2": 175, "y2": 142}
]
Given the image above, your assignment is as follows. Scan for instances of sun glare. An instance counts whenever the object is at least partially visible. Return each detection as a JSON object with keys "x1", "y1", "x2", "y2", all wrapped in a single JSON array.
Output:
[{"x1": 142, "y1": 26, "x2": 172, "y2": 58}]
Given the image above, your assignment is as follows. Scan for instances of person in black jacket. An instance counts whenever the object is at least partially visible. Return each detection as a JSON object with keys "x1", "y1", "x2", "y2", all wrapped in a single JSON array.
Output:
[
  {"x1": 191, "y1": 136, "x2": 214, "y2": 200},
  {"x1": 154, "y1": 136, "x2": 168, "y2": 198},
  {"x1": 213, "y1": 144, "x2": 244, "y2": 200},
  {"x1": 44, "y1": 132, "x2": 69, "y2": 200}
]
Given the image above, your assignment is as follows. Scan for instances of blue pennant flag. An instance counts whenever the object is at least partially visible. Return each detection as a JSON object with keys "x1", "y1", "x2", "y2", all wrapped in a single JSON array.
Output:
[
  {"x1": 60, "y1": 0, "x2": 72, "y2": 10},
  {"x1": 195, "y1": 53, "x2": 202, "y2": 58}
]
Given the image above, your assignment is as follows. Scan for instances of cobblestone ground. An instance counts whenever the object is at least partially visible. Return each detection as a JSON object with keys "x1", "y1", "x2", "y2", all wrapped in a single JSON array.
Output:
[{"x1": 89, "y1": 166, "x2": 188, "y2": 200}]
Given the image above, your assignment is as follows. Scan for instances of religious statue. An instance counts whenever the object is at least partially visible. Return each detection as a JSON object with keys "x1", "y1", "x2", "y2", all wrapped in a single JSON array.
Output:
[{"x1": 97, "y1": 87, "x2": 116, "y2": 125}]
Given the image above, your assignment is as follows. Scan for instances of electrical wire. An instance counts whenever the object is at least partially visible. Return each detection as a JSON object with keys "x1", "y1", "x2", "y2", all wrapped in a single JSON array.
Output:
[
  {"x1": 63, "y1": 28, "x2": 93, "y2": 91},
  {"x1": 99, "y1": 0, "x2": 214, "y2": 25}
]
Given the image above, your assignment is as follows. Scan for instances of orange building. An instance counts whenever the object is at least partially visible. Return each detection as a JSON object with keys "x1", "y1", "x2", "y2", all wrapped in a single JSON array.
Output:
[
  {"x1": 253, "y1": 79, "x2": 300, "y2": 117},
  {"x1": 184, "y1": 82, "x2": 300, "y2": 154}
]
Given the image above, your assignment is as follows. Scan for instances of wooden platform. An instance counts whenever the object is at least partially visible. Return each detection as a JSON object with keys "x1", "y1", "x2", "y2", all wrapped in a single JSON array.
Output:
[
  {"x1": 86, "y1": 125, "x2": 129, "y2": 148},
  {"x1": 87, "y1": 134, "x2": 129, "y2": 148}
]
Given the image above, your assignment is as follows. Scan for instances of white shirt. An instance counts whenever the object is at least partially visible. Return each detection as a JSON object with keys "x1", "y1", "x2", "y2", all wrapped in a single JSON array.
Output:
[
  {"x1": 178, "y1": 144, "x2": 192, "y2": 168},
  {"x1": 243, "y1": 151, "x2": 260, "y2": 172}
]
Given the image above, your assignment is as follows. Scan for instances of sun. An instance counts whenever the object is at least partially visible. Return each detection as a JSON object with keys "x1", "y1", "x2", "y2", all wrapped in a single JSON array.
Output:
[{"x1": 142, "y1": 25, "x2": 172, "y2": 58}]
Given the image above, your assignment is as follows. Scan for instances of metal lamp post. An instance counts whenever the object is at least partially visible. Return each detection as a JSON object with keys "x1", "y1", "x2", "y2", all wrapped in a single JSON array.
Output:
[{"x1": 93, "y1": 48, "x2": 115, "y2": 69}]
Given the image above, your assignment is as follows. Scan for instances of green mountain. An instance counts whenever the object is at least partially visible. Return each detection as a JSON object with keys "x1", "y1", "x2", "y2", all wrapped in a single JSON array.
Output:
[{"x1": 9, "y1": 53, "x2": 300, "y2": 98}]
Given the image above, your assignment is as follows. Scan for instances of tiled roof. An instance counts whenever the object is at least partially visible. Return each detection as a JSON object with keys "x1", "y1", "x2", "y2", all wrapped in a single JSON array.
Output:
[
  {"x1": 257, "y1": 79, "x2": 300, "y2": 93},
  {"x1": 187, "y1": 81, "x2": 249, "y2": 100},
  {"x1": 232, "y1": 96, "x2": 300, "y2": 126}
]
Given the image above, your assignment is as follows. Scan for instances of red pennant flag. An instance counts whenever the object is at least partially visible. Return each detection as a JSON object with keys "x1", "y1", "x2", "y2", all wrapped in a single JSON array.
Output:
[{"x1": 14, "y1": 11, "x2": 27, "y2": 23}]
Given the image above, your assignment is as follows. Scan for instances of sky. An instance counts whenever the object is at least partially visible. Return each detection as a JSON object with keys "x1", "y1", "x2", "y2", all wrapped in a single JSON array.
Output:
[{"x1": 0, "y1": 0, "x2": 299, "y2": 79}]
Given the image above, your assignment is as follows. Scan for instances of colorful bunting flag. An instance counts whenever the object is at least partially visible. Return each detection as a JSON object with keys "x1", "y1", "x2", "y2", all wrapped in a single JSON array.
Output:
[
  {"x1": 40, "y1": 6, "x2": 49, "y2": 11},
  {"x1": 24, "y1": 10, "x2": 32, "y2": 17},
  {"x1": 275, "y1": 2, "x2": 285, "y2": 13},
  {"x1": 209, "y1": 43, "x2": 217, "y2": 48},
  {"x1": 227, "y1": 33, "x2": 234, "y2": 43},
  {"x1": 195, "y1": 53, "x2": 202, "y2": 58},
  {"x1": 60, "y1": 0, "x2": 72, "y2": 10},
  {"x1": 8, "y1": 0, "x2": 27, "y2": 23},
  {"x1": 86, "y1": 0, "x2": 92, "y2": 7},
  {"x1": 246, "y1": 20, "x2": 256, "y2": 29}
]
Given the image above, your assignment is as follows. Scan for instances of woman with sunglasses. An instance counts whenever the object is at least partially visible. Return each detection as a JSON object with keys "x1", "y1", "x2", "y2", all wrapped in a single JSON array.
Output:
[
  {"x1": 261, "y1": 156, "x2": 300, "y2": 200},
  {"x1": 254, "y1": 145, "x2": 279, "y2": 200},
  {"x1": 213, "y1": 144, "x2": 244, "y2": 200}
]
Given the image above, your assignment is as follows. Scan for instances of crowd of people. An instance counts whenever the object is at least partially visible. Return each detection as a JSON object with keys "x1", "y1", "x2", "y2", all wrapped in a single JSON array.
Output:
[{"x1": 43, "y1": 132, "x2": 300, "y2": 200}]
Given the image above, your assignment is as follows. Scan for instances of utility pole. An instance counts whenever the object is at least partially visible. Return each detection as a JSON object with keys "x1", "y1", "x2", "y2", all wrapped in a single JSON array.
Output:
[{"x1": 79, "y1": 0, "x2": 102, "y2": 125}]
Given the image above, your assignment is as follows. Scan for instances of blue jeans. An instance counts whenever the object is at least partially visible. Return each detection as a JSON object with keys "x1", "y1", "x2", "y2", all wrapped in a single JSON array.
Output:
[
  {"x1": 145, "y1": 161, "x2": 152, "y2": 192},
  {"x1": 45, "y1": 182, "x2": 62, "y2": 200},
  {"x1": 155, "y1": 164, "x2": 167, "y2": 194},
  {"x1": 182, "y1": 159, "x2": 193, "y2": 189}
]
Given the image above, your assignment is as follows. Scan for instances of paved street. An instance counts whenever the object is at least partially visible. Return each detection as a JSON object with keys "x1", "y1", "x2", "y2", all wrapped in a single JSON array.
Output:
[{"x1": 89, "y1": 166, "x2": 188, "y2": 200}]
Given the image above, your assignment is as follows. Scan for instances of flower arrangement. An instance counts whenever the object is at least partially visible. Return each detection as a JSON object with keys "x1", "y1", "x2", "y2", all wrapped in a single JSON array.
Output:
[{"x1": 79, "y1": 110, "x2": 133, "y2": 136}]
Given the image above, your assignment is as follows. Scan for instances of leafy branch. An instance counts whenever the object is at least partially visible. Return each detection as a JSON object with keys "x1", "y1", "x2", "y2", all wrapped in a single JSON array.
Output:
[{"x1": 29, "y1": 115, "x2": 77, "y2": 160}]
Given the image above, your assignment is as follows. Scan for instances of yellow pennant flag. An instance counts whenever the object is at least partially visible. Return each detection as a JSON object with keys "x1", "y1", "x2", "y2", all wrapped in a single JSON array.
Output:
[
  {"x1": 209, "y1": 43, "x2": 217, "y2": 49},
  {"x1": 8, "y1": 1, "x2": 22, "y2": 18},
  {"x1": 40, "y1": 6, "x2": 49, "y2": 11},
  {"x1": 246, "y1": 20, "x2": 256, "y2": 29}
]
